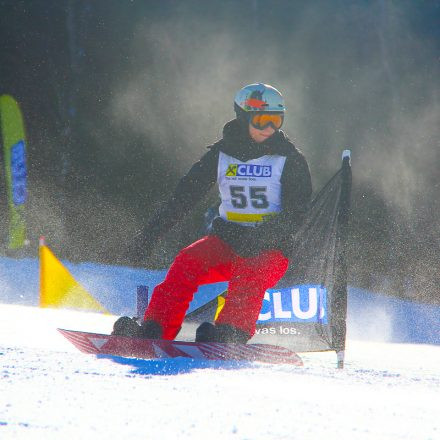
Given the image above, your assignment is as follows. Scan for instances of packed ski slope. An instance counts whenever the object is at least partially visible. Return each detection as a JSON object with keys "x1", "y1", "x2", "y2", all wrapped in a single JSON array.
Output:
[{"x1": 1, "y1": 303, "x2": 439, "y2": 440}]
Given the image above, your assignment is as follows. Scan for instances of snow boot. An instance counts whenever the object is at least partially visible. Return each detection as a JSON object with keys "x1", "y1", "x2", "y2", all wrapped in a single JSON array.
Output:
[
  {"x1": 139, "y1": 320, "x2": 163, "y2": 339},
  {"x1": 195, "y1": 322, "x2": 217, "y2": 342},
  {"x1": 195, "y1": 322, "x2": 249, "y2": 344},
  {"x1": 112, "y1": 317, "x2": 162, "y2": 339},
  {"x1": 112, "y1": 316, "x2": 140, "y2": 337}
]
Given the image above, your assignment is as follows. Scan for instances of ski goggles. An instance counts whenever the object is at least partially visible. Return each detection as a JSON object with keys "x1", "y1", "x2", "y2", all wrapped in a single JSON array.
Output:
[{"x1": 249, "y1": 112, "x2": 284, "y2": 130}]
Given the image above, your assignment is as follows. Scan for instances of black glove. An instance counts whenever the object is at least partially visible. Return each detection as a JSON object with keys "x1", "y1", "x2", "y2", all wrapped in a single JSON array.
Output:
[
  {"x1": 210, "y1": 217, "x2": 263, "y2": 258},
  {"x1": 211, "y1": 216, "x2": 295, "y2": 258}
]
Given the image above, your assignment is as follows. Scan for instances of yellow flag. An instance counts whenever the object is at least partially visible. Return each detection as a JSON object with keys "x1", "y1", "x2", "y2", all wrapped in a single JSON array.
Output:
[
  {"x1": 214, "y1": 294, "x2": 226, "y2": 320},
  {"x1": 39, "y1": 242, "x2": 109, "y2": 313}
]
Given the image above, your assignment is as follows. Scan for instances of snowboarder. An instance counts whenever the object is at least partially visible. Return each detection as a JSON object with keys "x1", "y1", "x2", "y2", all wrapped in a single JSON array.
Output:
[{"x1": 113, "y1": 83, "x2": 312, "y2": 343}]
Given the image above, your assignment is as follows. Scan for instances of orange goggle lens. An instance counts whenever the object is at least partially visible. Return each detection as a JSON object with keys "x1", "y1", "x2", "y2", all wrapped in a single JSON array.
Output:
[{"x1": 250, "y1": 113, "x2": 284, "y2": 130}]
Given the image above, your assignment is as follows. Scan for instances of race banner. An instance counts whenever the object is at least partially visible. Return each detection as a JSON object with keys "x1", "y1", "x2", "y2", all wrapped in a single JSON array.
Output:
[{"x1": 0, "y1": 95, "x2": 28, "y2": 249}]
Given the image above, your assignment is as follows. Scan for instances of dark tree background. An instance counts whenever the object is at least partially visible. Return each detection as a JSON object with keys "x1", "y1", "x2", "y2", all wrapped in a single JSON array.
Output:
[{"x1": 1, "y1": 0, "x2": 439, "y2": 303}]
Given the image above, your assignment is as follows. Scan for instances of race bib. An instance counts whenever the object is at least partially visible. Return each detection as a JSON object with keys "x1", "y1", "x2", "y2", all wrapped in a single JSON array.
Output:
[{"x1": 217, "y1": 152, "x2": 286, "y2": 226}]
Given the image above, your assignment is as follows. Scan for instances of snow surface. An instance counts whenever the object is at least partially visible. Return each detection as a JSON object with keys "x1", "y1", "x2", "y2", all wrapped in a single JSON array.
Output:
[{"x1": 1, "y1": 304, "x2": 439, "y2": 440}]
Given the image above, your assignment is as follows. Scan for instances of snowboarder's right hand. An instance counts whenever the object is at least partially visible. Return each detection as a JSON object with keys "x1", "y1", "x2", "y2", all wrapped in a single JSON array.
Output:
[{"x1": 210, "y1": 217, "x2": 261, "y2": 258}]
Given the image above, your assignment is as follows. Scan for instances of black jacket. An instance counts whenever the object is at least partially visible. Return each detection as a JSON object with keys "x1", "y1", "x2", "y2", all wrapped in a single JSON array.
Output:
[{"x1": 136, "y1": 119, "x2": 312, "y2": 257}]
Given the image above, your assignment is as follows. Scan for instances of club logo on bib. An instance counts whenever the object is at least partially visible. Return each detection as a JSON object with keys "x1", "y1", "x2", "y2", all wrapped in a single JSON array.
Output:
[{"x1": 225, "y1": 164, "x2": 272, "y2": 178}]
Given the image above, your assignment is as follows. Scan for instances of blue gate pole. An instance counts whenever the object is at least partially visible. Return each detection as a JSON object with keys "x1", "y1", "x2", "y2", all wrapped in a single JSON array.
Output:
[{"x1": 136, "y1": 285, "x2": 149, "y2": 319}]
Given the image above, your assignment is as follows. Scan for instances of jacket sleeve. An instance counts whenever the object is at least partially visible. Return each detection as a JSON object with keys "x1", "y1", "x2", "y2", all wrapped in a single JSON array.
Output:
[
  {"x1": 252, "y1": 149, "x2": 312, "y2": 252},
  {"x1": 280, "y1": 149, "x2": 313, "y2": 226},
  {"x1": 134, "y1": 145, "x2": 220, "y2": 249}
]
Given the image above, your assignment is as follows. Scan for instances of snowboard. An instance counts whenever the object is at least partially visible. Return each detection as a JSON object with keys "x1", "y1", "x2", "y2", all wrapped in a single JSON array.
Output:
[{"x1": 58, "y1": 328, "x2": 303, "y2": 365}]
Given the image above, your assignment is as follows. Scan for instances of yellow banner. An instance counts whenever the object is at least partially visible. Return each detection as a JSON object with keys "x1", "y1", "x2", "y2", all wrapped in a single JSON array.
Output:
[{"x1": 39, "y1": 243, "x2": 109, "y2": 313}]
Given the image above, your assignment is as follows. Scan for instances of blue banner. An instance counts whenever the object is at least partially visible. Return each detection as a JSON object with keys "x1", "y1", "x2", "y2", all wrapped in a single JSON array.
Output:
[
  {"x1": 258, "y1": 285, "x2": 328, "y2": 324},
  {"x1": 11, "y1": 140, "x2": 27, "y2": 206}
]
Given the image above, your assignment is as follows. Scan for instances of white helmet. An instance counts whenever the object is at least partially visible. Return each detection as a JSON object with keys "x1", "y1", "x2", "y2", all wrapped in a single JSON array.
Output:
[{"x1": 234, "y1": 83, "x2": 286, "y2": 114}]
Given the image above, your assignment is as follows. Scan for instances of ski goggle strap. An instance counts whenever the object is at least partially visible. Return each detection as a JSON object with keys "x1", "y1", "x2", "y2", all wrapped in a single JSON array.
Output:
[{"x1": 250, "y1": 113, "x2": 284, "y2": 130}]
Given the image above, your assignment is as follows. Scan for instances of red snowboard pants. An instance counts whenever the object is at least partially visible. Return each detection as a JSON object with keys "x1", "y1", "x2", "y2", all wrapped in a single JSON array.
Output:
[{"x1": 144, "y1": 235, "x2": 289, "y2": 340}]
